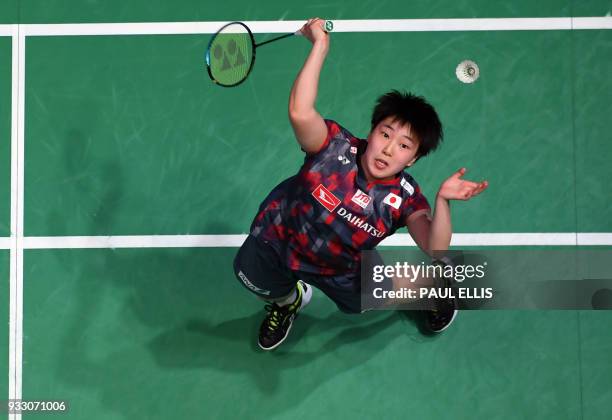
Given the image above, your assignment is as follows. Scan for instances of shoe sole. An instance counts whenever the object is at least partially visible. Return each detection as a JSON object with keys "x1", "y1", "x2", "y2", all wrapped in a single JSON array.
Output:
[
  {"x1": 430, "y1": 308, "x2": 458, "y2": 333},
  {"x1": 258, "y1": 281, "x2": 312, "y2": 351}
]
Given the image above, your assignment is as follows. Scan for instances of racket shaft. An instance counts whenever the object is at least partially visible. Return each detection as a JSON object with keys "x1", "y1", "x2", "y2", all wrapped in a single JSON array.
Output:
[
  {"x1": 255, "y1": 32, "x2": 295, "y2": 48},
  {"x1": 255, "y1": 20, "x2": 333, "y2": 48}
]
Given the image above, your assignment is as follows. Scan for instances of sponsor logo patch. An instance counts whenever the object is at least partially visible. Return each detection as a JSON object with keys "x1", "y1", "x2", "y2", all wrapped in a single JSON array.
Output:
[
  {"x1": 337, "y1": 207, "x2": 385, "y2": 237},
  {"x1": 337, "y1": 155, "x2": 350, "y2": 165},
  {"x1": 312, "y1": 184, "x2": 341, "y2": 212},
  {"x1": 351, "y1": 189, "x2": 372, "y2": 209},
  {"x1": 238, "y1": 270, "x2": 270, "y2": 296},
  {"x1": 400, "y1": 178, "x2": 415, "y2": 195},
  {"x1": 383, "y1": 192, "x2": 402, "y2": 209}
]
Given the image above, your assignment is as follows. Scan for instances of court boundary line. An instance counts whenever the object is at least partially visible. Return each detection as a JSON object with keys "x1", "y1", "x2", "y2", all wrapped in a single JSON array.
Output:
[
  {"x1": 1, "y1": 232, "x2": 612, "y2": 251},
  {"x1": 3, "y1": 14, "x2": 612, "y2": 420},
  {"x1": 15, "y1": 30, "x2": 25, "y2": 417},
  {"x1": 7, "y1": 23, "x2": 22, "y2": 420},
  {"x1": 8, "y1": 17, "x2": 612, "y2": 36},
  {"x1": 8, "y1": 25, "x2": 17, "y2": 420},
  {"x1": 13, "y1": 233, "x2": 612, "y2": 249},
  {"x1": 0, "y1": 25, "x2": 17, "y2": 36}
]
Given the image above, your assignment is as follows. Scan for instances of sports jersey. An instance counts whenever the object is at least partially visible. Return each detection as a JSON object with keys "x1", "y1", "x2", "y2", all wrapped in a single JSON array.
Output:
[{"x1": 250, "y1": 119, "x2": 430, "y2": 276}]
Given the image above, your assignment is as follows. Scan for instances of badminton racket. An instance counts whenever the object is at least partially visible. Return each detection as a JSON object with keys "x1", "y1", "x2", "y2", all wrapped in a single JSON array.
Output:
[{"x1": 205, "y1": 20, "x2": 334, "y2": 87}]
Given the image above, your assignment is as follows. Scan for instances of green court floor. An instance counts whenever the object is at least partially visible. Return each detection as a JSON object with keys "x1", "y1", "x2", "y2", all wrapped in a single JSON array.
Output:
[
  {"x1": 22, "y1": 30, "x2": 612, "y2": 235},
  {"x1": 2, "y1": 1, "x2": 612, "y2": 419},
  {"x1": 21, "y1": 248, "x2": 612, "y2": 419},
  {"x1": 0, "y1": 38, "x2": 11, "y2": 237}
]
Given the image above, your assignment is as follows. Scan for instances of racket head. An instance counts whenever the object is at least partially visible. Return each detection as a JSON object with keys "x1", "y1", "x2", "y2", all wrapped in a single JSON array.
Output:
[{"x1": 205, "y1": 21, "x2": 256, "y2": 87}]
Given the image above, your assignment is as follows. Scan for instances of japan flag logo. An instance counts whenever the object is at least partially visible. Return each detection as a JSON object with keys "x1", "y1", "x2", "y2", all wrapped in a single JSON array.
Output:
[{"x1": 383, "y1": 193, "x2": 402, "y2": 209}]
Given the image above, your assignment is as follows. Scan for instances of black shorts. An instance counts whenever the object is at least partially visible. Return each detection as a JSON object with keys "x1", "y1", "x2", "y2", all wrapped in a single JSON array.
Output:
[{"x1": 233, "y1": 235, "x2": 383, "y2": 314}]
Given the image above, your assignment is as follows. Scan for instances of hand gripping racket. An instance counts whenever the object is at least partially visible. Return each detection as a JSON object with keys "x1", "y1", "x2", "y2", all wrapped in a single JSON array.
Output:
[{"x1": 205, "y1": 20, "x2": 334, "y2": 87}]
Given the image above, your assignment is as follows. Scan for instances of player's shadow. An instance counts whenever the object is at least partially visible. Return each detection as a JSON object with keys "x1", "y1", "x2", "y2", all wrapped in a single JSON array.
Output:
[
  {"x1": 44, "y1": 133, "x2": 430, "y2": 418},
  {"x1": 147, "y1": 309, "x2": 414, "y2": 396},
  {"x1": 50, "y1": 237, "x2": 425, "y2": 418},
  {"x1": 47, "y1": 230, "x2": 427, "y2": 418}
]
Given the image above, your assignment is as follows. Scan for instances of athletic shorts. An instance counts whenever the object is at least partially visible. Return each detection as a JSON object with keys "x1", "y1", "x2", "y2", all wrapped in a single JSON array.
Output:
[{"x1": 233, "y1": 234, "x2": 387, "y2": 314}]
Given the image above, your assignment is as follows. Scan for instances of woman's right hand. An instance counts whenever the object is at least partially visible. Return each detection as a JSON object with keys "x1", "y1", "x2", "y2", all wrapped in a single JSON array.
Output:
[{"x1": 300, "y1": 17, "x2": 329, "y2": 48}]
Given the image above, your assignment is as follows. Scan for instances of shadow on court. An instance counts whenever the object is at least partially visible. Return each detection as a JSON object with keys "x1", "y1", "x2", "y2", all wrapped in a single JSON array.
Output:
[
  {"x1": 147, "y1": 309, "x2": 423, "y2": 393},
  {"x1": 44, "y1": 238, "x2": 433, "y2": 418},
  {"x1": 33, "y1": 134, "x2": 437, "y2": 418}
]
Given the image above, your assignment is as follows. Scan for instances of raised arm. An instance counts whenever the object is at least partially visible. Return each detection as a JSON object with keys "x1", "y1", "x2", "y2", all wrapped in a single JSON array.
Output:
[{"x1": 288, "y1": 18, "x2": 330, "y2": 154}]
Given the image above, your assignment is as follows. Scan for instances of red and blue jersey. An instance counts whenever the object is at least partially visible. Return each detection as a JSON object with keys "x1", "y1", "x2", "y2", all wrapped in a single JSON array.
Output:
[{"x1": 250, "y1": 119, "x2": 431, "y2": 275}]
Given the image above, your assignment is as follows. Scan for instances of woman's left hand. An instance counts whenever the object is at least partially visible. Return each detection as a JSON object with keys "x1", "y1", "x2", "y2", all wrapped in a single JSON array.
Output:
[{"x1": 438, "y1": 167, "x2": 488, "y2": 201}]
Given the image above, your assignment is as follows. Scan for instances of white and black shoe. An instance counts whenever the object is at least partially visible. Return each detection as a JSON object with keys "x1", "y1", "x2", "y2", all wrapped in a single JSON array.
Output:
[
  {"x1": 425, "y1": 260, "x2": 458, "y2": 333},
  {"x1": 258, "y1": 280, "x2": 312, "y2": 350},
  {"x1": 425, "y1": 296, "x2": 458, "y2": 333}
]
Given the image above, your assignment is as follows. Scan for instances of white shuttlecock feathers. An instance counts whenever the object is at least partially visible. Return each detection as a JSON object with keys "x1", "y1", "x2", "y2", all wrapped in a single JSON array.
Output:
[{"x1": 456, "y1": 60, "x2": 480, "y2": 84}]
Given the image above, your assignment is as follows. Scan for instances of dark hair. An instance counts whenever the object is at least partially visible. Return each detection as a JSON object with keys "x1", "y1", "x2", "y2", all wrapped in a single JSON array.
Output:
[{"x1": 370, "y1": 90, "x2": 443, "y2": 160}]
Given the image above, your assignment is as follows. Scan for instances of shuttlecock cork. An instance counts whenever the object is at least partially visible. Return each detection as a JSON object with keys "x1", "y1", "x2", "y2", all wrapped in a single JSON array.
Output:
[{"x1": 456, "y1": 60, "x2": 480, "y2": 84}]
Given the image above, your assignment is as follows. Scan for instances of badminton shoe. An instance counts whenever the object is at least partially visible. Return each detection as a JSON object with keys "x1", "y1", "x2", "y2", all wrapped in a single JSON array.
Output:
[
  {"x1": 258, "y1": 280, "x2": 312, "y2": 350},
  {"x1": 425, "y1": 260, "x2": 459, "y2": 333}
]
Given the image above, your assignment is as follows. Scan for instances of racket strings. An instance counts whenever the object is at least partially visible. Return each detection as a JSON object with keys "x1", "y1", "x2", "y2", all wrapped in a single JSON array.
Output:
[{"x1": 207, "y1": 24, "x2": 254, "y2": 86}]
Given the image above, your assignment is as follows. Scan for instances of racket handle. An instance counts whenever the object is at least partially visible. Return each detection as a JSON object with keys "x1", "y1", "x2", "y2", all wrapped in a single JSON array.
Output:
[{"x1": 294, "y1": 19, "x2": 334, "y2": 36}]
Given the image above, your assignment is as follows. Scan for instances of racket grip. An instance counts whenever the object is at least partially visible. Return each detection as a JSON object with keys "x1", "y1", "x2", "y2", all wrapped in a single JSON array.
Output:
[{"x1": 294, "y1": 19, "x2": 334, "y2": 36}]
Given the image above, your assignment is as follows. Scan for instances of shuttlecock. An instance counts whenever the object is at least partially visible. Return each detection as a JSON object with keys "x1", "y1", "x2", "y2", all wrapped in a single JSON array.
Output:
[{"x1": 456, "y1": 60, "x2": 480, "y2": 84}]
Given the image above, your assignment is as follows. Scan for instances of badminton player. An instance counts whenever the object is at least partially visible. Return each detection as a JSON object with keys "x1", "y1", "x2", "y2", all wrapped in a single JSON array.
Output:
[{"x1": 233, "y1": 17, "x2": 488, "y2": 350}]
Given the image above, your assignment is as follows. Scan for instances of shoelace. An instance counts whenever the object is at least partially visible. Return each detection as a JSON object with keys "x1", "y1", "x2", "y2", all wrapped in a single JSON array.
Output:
[
  {"x1": 262, "y1": 287, "x2": 303, "y2": 334},
  {"x1": 263, "y1": 303, "x2": 283, "y2": 333}
]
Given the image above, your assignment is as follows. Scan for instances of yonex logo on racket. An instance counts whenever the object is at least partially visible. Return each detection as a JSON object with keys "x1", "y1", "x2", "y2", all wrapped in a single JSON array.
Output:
[
  {"x1": 206, "y1": 21, "x2": 256, "y2": 87},
  {"x1": 212, "y1": 39, "x2": 247, "y2": 72}
]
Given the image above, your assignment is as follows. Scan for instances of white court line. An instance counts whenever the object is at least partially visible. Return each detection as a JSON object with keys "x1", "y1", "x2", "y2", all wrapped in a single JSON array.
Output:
[
  {"x1": 8, "y1": 24, "x2": 23, "y2": 420},
  {"x1": 574, "y1": 17, "x2": 612, "y2": 29},
  {"x1": 18, "y1": 233, "x2": 612, "y2": 249},
  {"x1": 4, "y1": 14, "x2": 612, "y2": 419},
  {"x1": 13, "y1": 30, "x2": 25, "y2": 415},
  {"x1": 4, "y1": 234, "x2": 608, "y2": 248},
  {"x1": 23, "y1": 235, "x2": 248, "y2": 249},
  {"x1": 577, "y1": 233, "x2": 612, "y2": 246},
  {"x1": 384, "y1": 233, "x2": 580, "y2": 246},
  {"x1": 18, "y1": 17, "x2": 612, "y2": 36},
  {"x1": 8, "y1": 26, "x2": 17, "y2": 419},
  {"x1": 0, "y1": 25, "x2": 17, "y2": 36},
  {"x1": 448, "y1": 233, "x2": 580, "y2": 246}
]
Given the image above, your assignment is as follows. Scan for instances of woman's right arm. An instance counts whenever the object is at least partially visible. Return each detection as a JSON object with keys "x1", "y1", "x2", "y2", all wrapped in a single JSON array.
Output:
[{"x1": 288, "y1": 18, "x2": 330, "y2": 154}]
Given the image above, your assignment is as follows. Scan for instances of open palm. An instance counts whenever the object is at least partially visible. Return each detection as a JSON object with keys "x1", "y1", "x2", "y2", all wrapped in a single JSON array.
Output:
[{"x1": 438, "y1": 168, "x2": 488, "y2": 201}]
